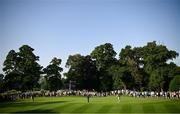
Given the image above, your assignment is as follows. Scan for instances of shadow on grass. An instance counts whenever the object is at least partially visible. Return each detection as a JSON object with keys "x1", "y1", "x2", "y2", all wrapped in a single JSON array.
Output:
[
  {"x1": 15, "y1": 109, "x2": 56, "y2": 113},
  {"x1": 0, "y1": 101, "x2": 68, "y2": 108},
  {"x1": 0, "y1": 101, "x2": 69, "y2": 113}
]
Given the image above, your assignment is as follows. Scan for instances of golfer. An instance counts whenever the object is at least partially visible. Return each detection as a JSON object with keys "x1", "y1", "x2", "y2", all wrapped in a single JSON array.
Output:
[
  {"x1": 31, "y1": 92, "x2": 34, "y2": 102},
  {"x1": 117, "y1": 93, "x2": 121, "y2": 102},
  {"x1": 87, "y1": 94, "x2": 90, "y2": 103}
]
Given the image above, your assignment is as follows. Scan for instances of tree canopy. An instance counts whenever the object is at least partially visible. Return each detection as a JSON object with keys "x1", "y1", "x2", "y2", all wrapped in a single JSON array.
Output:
[
  {"x1": 42, "y1": 57, "x2": 63, "y2": 91},
  {"x1": 169, "y1": 75, "x2": 180, "y2": 91},
  {"x1": 65, "y1": 54, "x2": 99, "y2": 90},
  {"x1": 3, "y1": 45, "x2": 42, "y2": 91},
  {"x1": 1, "y1": 41, "x2": 179, "y2": 92}
]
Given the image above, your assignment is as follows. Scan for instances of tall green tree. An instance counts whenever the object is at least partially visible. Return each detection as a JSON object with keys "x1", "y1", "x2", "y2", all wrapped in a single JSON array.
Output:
[
  {"x1": 43, "y1": 57, "x2": 63, "y2": 91},
  {"x1": 18, "y1": 45, "x2": 42, "y2": 90},
  {"x1": 91, "y1": 43, "x2": 117, "y2": 70},
  {"x1": 3, "y1": 45, "x2": 42, "y2": 91},
  {"x1": 90, "y1": 43, "x2": 117, "y2": 91},
  {"x1": 142, "y1": 41, "x2": 178, "y2": 74},
  {"x1": 3, "y1": 50, "x2": 21, "y2": 90},
  {"x1": 65, "y1": 54, "x2": 99, "y2": 90},
  {"x1": 142, "y1": 41, "x2": 178, "y2": 91},
  {"x1": 3, "y1": 50, "x2": 19, "y2": 74},
  {"x1": 119, "y1": 46, "x2": 146, "y2": 90}
]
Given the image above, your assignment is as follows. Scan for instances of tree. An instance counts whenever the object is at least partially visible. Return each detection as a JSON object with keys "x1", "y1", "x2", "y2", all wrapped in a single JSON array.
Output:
[
  {"x1": 83, "y1": 55, "x2": 99, "y2": 90},
  {"x1": 39, "y1": 75, "x2": 49, "y2": 90},
  {"x1": 119, "y1": 46, "x2": 145, "y2": 90},
  {"x1": 18, "y1": 45, "x2": 42, "y2": 90},
  {"x1": 0, "y1": 74, "x2": 4, "y2": 92},
  {"x1": 3, "y1": 50, "x2": 22, "y2": 90},
  {"x1": 169, "y1": 75, "x2": 180, "y2": 91},
  {"x1": 175, "y1": 66, "x2": 180, "y2": 75},
  {"x1": 91, "y1": 43, "x2": 117, "y2": 70},
  {"x1": 3, "y1": 50, "x2": 19, "y2": 74},
  {"x1": 43, "y1": 57, "x2": 63, "y2": 91},
  {"x1": 142, "y1": 41, "x2": 178, "y2": 74},
  {"x1": 142, "y1": 41, "x2": 178, "y2": 91},
  {"x1": 3, "y1": 45, "x2": 42, "y2": 91},
  {"x1": 90, "y1": 43, "x2": 117, "y2": 91},
  {"x1": 148, "y1": 68, "x2": 165, "y2": 91},
  {"x1": 108, "y1": 65, "x2": 133, "y2": 90},
  {"x1": 0, "y1": 74, "x2": 3, "y2": 82},
  {"x1": 148, "y1": 63, "x2": 177, "y2": 91},
  {"x1": 2, "y1": 41, "x2": 179, "y2": 92},
  {"x1": 65, "y1": 54, "x2": 99, "y2": 90}
]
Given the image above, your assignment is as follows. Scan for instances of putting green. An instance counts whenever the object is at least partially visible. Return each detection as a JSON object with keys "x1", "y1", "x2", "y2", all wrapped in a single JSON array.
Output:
[{"x1": 0, "y1": 96, "x2": 179, "y2": 113}]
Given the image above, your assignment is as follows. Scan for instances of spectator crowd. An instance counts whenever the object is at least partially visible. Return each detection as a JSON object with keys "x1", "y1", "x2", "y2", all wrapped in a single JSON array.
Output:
[{"x1": 1, "y1": 89, "x2": 180, "y2": 101}]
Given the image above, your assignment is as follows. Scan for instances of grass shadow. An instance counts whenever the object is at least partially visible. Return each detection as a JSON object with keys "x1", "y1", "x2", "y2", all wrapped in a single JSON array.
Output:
[
  {"x1": 0, "y1": 101, "x2": 68, "y2": 108},
  {"x1": 15, "y1": 109, "x2": 56, "y2": 113},
  {"x1": 7, "y1": 101, "x2": 69, "y2": 113}
]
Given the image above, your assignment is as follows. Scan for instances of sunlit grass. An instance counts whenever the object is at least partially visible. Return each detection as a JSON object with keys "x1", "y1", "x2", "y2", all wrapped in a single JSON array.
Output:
[{"x1": 0, "y1": 96, "x2": 179, "y2": 113}]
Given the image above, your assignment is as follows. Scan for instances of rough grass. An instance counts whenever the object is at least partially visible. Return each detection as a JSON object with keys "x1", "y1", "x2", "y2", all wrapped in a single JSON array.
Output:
[{"x1": 0, "y1": 96, "x2": 180, "y2": 113}]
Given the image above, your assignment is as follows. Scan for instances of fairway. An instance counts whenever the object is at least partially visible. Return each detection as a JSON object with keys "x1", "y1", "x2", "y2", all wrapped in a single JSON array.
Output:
[{"x1": 0, "y1": 96, "x2": 180, "y2": 113}]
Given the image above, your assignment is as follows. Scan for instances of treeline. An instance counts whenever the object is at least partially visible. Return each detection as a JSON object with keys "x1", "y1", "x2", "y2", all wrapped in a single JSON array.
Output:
[{"x1": 0, "y1": 41, "x2": 180, "y2": 92}]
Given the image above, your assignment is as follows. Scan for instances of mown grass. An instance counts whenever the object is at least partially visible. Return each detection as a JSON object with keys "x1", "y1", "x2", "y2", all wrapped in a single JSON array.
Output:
[{"x1": 0, "y1": 96, "x2": 179, "y2": 113}]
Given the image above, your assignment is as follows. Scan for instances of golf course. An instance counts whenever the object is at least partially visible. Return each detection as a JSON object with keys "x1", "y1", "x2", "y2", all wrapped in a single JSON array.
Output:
[{"x1": 0, "y1": 96, "x2": 179, "y2": 113}]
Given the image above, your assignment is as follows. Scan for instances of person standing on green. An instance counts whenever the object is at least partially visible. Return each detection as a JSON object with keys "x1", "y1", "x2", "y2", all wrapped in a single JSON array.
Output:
[
  {"x1": 117, "y1": 92, "x2": 122, "y2": 102},
  {"x1": 87, "y1": 94, "x2": 90, "y2": 103},
  {"x1": 31, "y1": 92, "x2": 34, "y2": 102}
]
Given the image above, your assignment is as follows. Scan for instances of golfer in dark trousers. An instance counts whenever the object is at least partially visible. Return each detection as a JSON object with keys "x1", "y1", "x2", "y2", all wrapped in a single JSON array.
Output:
[{"x1": 87, "y1": 94, "x2": 90, "y2": 103}]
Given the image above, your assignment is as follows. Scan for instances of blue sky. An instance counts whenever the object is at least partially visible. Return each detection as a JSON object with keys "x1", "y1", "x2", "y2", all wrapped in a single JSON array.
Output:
[{"x1": 0, "y1": 0, "x2": 180, "y2": 74}]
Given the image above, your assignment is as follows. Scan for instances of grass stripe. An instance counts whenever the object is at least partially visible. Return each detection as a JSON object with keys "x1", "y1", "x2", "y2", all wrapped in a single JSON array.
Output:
[
  {"x1": 130, "y1": 103, "x2": 143, "y2": 113},
  {"x1": 97, "y1": 105, "x2": 114, "y2": 113},
  {"x1": 120, "y1": 104, "x2": 132, "y2": 113},
  {"x1": 108, "y1": 104, "x2": 122, "y2": 113},
  {"x1": 83, "y1": 104, "x2": 104, "y2": 113},
  {"x1": 153, "y1": 103, "x2": 168, "y2": 113},
  {"x1": 142, "y1": 103, "x2": 155, "y2": 113},
  {"x1": 0, "y1": 96, "x2": 179, "y2": 113},
  {"x1": 71, "y1": 104, "x2": 92, "y2": 113},
  {"x1": 164, "y1": 103, "x2": 180, "y2": 113},
  {"x1": 53, "y1": 103, "x2": 75, "y2": 112}
]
